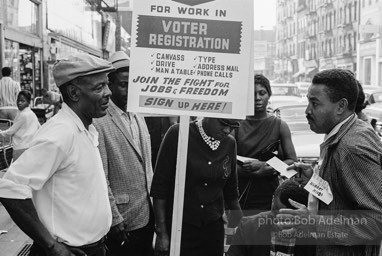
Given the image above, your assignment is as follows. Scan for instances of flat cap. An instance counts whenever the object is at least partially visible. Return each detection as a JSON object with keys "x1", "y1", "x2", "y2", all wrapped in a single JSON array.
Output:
[
  {"x1": 109, "y1": 51, "x2": 130, "y2": 70},
  {"x1": 53, "y1": 53, "x2": 114, "y2": 87}
]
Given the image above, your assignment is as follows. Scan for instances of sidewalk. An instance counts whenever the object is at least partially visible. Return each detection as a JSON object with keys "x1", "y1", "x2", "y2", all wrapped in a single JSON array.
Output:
[{"x1": 0, "y1": 170, "x2": 32, "y2": 256}]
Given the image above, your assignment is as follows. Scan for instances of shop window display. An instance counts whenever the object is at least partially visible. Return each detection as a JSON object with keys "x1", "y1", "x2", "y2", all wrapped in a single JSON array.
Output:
[{"x1": 4, "y1": 40, "x2": 42, "y2": 99}]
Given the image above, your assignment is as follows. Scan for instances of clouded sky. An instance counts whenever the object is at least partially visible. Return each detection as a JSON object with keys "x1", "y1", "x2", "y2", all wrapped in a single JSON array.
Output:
[{"x1": 254, "y1": 0, "x2": 276, "y2": 29}]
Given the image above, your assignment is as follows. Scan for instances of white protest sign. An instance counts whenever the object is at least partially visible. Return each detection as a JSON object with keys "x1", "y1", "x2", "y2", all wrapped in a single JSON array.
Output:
[
  {"x1": 304, "y1": 173, "x2": 333, "y2": 205},
  {"x1": 128, "y1": 0, "x2": 254, "y2": 118}
]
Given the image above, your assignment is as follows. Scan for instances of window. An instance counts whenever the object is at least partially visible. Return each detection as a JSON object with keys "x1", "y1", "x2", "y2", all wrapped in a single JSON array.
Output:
[
  {"x1": 6, "y1": 0, "x2": 39, "y2": 35},
  {"x1": 364, "y1": 58, "x2": 372, "y2": 85},
  {"x1": 343, "y1": 36, "x2": 346, "y2": 51},
  {"x1": 339, "y1": 8, "x2": 342, "y2": 24}
]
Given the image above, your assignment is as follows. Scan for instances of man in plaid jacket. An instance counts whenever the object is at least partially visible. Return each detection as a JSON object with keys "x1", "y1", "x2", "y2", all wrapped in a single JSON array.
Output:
[
  {"x1": 93, "y1": 51, "x2": 154, "y2": 256},
  {"x1": 281, "y1": 69, "x2": 382, "y2": 256}
]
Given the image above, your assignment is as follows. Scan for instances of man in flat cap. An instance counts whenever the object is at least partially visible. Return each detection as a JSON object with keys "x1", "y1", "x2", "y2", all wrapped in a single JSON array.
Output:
[
  {"x1": 0, "y1": 53, "x2": 114, "y2": 256},
  {"x1": 93, "y1": 51, "x2": 154, "y2": 256}
]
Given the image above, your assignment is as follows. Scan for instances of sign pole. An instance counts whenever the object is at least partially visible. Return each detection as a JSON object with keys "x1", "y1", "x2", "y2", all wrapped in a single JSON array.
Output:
[{"x1": 170, "y1": 115, "x2": 190, "y2": 256}]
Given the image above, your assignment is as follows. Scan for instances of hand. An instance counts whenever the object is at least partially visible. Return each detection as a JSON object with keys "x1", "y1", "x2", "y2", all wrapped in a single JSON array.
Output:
[
  {"x1": 46, "y1": 241, "x2": 86, "y2": 256},
  {"x1": 275, "y1": 199, "x2": 315, "y2": 232},
  {"x1": 287, "y1": 162, "x2": 314, "y2": 179},
  {"x1": 242, "y1": 159, "x2": 263, "y2": 171},
  {"x1": 227, "y1": 209, "x2": 243, "y2": 228},
  {"x1": 154, "y1": 233, "x2": 170, "y2": 256},
  {"x1": 109, "y1": 222, "x2": 129, "y2": 246},
  {"x1": 242, "y1": 160, "x2": 277, "y2": 176}
]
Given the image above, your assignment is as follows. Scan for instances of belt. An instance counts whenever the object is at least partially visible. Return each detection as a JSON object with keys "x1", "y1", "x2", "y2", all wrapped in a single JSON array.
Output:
[
  {"x1": 30, "y1": 237, "x2": 107, "y2": 256},
  {"x1": 68, "y1": 236, "x2": 107, "y2": 255}
]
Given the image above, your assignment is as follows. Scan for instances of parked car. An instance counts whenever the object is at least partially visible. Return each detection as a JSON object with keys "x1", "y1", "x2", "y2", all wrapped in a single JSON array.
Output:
[
  {"x1": 363, "y1": 103, "x2": 382, "y2": 137},
  {"x1": 295, "y1": 82, "x2": 311, "y2": 97},
  {"x1": 268, "y1": 83, "x2": 307, "y2": 111},
  {"x1": 362, "y1": 85, "x2": 382, "y2": 105},
  {"x1": 273, "y1": 104, "x2": 324, "y2": 164}
]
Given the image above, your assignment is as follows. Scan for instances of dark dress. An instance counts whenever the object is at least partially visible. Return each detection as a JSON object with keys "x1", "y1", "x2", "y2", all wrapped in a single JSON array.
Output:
[
  {"x1": 236, "y1": 115, "x2": 281, "y2": 215},
  {"x1": 151, "y1": 121, "x2": 239, "y2": 256}
]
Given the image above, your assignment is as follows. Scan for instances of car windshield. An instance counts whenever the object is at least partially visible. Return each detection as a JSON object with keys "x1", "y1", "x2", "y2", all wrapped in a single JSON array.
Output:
[
  {"x1": 275, "y1": 106, "x2": 310, "y2": 132},
  {"x1": 372, "y1": 92, "x2": 382, "y2": 103},
  {"x1": 272, "y1": 86, "x2": 300, "y2": 97}
]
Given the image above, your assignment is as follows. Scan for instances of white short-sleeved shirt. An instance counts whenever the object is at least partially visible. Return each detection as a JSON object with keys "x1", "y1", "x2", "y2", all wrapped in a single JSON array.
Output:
[{"x1": 0, "y1": 103, "x2": 112, "y2": 246}]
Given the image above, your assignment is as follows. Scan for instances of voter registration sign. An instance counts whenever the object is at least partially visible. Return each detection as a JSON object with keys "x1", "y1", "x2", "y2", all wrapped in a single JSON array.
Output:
[{"x1": 128, "y1": 0, "x2": 254, "y2": 118}]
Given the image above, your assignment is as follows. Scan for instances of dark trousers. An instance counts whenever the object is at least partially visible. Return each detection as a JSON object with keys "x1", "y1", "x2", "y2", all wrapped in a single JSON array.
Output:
[
  {"x1": 106, "y1": 215, "x2": 155, "y2": 256},
  {"x1": 180, "y1": 218, "x2": 225, "y2": 256},
  {"x1": 29, "y1": 239, "x2": 108, "y2": 256}
]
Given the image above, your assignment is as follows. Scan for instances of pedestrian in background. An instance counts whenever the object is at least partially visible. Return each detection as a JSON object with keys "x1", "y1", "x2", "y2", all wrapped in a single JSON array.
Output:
[
  {"x1": 0, "y1": 90, "x2": 40, "y2": 161},
  {"x1": 0, "y1": 67, "x2": 21, "y2": 120},
  {"x1": 283, "y1": 68, "x2": 382, "y2": 256},
  {"x1": 355, "y1": 80, "x2": 368, "y2": 122},
  {"x1": 0, "y1": 53, "x2": 114, "y2": 256},
  {"x1": 41, "y1": 88, "x2": 62, "y2": 115},
  {"x1": 94, "y1": 51, "x2": 154, "y2": 256},
  {"x1": 151, "y1": 117, "x2": 243, "y2": 256}
]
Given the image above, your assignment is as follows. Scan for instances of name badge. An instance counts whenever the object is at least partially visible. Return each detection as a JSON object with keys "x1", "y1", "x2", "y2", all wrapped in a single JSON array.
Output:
[
  {"x1": 304, "y1": 173, "x2": 333, "y2": 205},
  {"x1": 276, "y1": 252, "x2": 291, "y2": 256}
]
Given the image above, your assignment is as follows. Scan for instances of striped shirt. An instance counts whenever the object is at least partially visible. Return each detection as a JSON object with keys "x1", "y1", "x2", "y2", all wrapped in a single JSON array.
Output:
[{"x1": 0, "y1": 77, "x2": 21, "y2": 108}]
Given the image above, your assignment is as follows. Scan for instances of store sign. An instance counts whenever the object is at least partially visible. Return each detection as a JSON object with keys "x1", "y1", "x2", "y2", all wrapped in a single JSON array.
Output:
[{"x1": 128, "y1": 0, "x2": 254, "y2": 118}]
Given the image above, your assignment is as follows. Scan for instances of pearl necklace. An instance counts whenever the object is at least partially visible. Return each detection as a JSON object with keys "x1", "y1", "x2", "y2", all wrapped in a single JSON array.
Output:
[{"x1": 197, "y1": 120, "x2": 220, "y2": 151}]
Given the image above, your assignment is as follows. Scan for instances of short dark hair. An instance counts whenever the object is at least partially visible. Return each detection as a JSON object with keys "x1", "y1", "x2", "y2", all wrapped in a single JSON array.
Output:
[
  {"x1": 274, "y1": 180, "x2": 309, "y2": 209},
  {"x1": 18, "y1": 90, "x2": 32, "y2": 103},
  {"x1": 2, "y1": 67, "x2": 11, "y2": 77},
  {"x1": 355, "y1": 80, "x2": 366, "y2": 113},
  {"x1": 254, "y1": 74, "x2": 271, "y2": 96},
  {"x1": 312, "y1": 69, "x2": 358, "y2": 111}
]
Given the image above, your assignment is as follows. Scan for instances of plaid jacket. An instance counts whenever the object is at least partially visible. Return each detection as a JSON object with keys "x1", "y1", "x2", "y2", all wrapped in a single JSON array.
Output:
[
  {"x1": 93, "y1": 101, "x2": 153, "y2": 230},
  {"x1": 316, "y1": 114, "x2": 382, "y2": 256}
]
